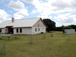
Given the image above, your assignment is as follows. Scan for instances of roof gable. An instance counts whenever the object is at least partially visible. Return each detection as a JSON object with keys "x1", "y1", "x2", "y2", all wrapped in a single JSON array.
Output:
[{"x1": 33, "y1": 18, "x2": 47, "y2": 28}]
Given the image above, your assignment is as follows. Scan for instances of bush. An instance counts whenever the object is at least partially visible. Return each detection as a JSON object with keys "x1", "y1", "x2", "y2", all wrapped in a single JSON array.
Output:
[
  {"x1": 51, "y1": 34, "x2": 53, "y2": 37},
  {"x1": 42, "y1": 35, "x2": 46, "y2": 39}
]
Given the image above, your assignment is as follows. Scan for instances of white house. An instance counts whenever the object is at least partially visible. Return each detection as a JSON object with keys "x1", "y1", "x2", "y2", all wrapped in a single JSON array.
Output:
[{"x1": 0, "y1": 17, "x2": 47, "y2": 35}]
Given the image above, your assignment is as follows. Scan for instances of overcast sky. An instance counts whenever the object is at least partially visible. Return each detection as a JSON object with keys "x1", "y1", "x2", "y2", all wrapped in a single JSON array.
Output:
[{"x1": 0, "y1": 0, "x2": 76, "y2": 27}]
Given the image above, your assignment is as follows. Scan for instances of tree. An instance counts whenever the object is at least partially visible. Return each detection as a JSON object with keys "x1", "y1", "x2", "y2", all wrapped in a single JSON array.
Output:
[
  {"x1": 55, "y1": 27, "x2": 62, "y2": 31},
  {"x1": 43, "y1": 19, "x2": 56, "y2": 32},
  {"x1": 61, "y1": 25, "x2": 72, "y2": 33},
  {"x1": 69, "y1": 25, "x2": 76, "y2": 31}
]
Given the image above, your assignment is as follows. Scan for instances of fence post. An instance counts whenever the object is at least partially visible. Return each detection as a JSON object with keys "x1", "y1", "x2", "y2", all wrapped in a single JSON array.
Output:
[
  {"x1": 31, "y1": 37, "x2": 32, "y2": 44},
  {"x1": 3, "y1": 42, "x2": 6, "y2": 55}
]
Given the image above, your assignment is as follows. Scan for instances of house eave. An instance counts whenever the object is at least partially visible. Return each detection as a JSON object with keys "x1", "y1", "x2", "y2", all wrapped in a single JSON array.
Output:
[
  {"x1": 13, "y1": 26, "x2": 32, "y2": 28},
  {"x1": 0, "y1": 27, "x2": 5, "y2": 29}
]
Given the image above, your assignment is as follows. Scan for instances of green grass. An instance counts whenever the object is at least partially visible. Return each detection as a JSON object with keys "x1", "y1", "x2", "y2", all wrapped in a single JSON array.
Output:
[{"x1": 0, "y1": 31, "x2": 76, "y2": 57}]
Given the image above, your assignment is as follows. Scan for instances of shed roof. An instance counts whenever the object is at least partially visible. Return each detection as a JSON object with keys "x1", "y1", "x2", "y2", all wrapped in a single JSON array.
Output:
[{"x1": 0, "y1": 17, "x2": 41, "y2": 28}]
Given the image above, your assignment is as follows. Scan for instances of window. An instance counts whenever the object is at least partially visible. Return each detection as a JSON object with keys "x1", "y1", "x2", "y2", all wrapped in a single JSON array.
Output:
[
  {"x1": 38, "y1": 28, "x2": 40, "y2": 31},
  {"x1": 35, "y1": 28, "x2": 37, "y2": 32},
  {"x1": 16, "y1": 28, "x2": 18, "y2": 33},
  {"x1": 0, "y1": 29, "x2": 1, "y2": 32},
  {"x1": 20, "y1": 28, "x2": 22, "y2": 33},
  {"x1": 6, "y1": 29, "x2": 7, "y2": 31}
]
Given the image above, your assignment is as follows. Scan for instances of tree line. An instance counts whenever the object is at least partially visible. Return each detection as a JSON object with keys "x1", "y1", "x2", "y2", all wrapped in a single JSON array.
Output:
[{"x1": 43, "y1": 19, "x2": 76, "y2": 32}]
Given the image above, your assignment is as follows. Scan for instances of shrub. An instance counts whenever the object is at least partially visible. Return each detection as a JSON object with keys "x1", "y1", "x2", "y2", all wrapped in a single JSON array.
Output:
[
  {"x1": 8, "y1": 36, "x2": 10, "y2": 40},
  {"x1": 51, "y1": 34, "x2": 53, "y2": 37},
  {"x1": 42, "y1": 35, "x2": 46, "y2": 39}
]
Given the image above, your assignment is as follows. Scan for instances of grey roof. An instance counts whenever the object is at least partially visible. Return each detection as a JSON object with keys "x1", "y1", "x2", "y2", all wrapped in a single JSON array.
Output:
[{"x1": 0, "y1": 17, "x2": 41, "y2": 28}]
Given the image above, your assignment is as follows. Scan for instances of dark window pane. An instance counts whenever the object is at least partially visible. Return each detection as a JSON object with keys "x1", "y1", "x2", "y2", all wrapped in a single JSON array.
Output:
[
  {"x1": 16, "y1": 28, "x2": 18, "y2": 33},
  {"x1": 38, "y1": 28, "x2": 40, "y2": 31},
  {"x1": 0, "y1": 29, "x2": 1, "y2": 32},
  {"x1": 35, "y1": 28, "x2": 37, "y2": 32},
  {"x1": 20, "y1": 28, "x2": 22, "y2": 33}
]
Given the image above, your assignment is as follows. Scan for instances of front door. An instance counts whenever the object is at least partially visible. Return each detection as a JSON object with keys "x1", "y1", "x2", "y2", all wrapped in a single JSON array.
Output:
[{"x1": 6, "y1": 26, "x2": 13, "y2": 34}]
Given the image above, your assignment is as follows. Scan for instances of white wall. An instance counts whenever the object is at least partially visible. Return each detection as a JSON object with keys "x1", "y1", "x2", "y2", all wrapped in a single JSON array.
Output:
[
  {"x1": 14, "y1": 27, "x2": 32, "y2": 34},
  {"x1": 32, "y1": 19, "x2": 46, "y2": 34},
  {"x1": 0, "y1": 28, "x2": 8, "y2": 34},
  {"x1": 65, "y1": 29, "x2": 75, "y2": 34},
  {"x1": 33, "y1": 19, "x2": 46, "y2": 27},
  {"x1": 2, "y1": 28, "x2": 5, "y2": 34},
  {"x1": 13, "y1": 27, "x2": 46, "y2": 35},
  {"x1": 32, "y1": 27, "x2": 46, "y2": 34},
  {"x1": 1, "y1": 28, "x2": 9, "y2": 34}
]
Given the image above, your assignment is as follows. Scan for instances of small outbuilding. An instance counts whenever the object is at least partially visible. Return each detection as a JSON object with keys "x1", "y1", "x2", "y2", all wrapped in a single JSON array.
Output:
[
  {"x1": 0, "y1": 17, "x2": 47, "y2": 35},
  {"x1": 64, "y1": 29, "x2": 75, "y2": 34}
]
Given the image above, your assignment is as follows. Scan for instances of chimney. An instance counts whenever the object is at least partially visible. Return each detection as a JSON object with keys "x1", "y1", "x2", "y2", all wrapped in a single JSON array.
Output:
[{"x1": 12, "y1": 17, "x2": 15, "y2": 22}]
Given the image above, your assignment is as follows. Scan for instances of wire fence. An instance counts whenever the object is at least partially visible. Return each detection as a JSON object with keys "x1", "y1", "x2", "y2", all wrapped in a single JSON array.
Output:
[
  {"x1": 0, "y1": 36, "x2": 21, "y2": 56},
  {"x1": 0, "y1": 33, "x2": 71, "y2": 56},
  {"x1": 0, "y1": 41, "x2": 6, "y2": 55}
]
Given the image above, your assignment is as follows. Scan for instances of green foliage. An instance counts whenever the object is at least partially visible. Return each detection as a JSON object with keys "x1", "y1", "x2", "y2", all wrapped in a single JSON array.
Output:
[
  {"x1": 57, "y1": 44, "x2": 63, "y2": 48},
  {"x1": 0, "y1": 46, "x2": 3, "y2": 55},
  {"x1": 42, "y1": 35, "x2": 46, "y2": 39},
  {"x1": 8, "y1": 36, "x2": 10, "y2": 38},
  {"x1": 0, "y1": 38, "x2": 3, "y2": 40},
  {"x1": 8, "y1": 36, "x2": 10, "y2": 40},
  {"x1": 43, "y1": 19, "x2": 56, "y2": 32},
  {"x1": 61, "y1": 25, "x2": 72, "y2": 33},
  {"x1": 55, "y1": 25, "x2": 76, "y2": 31},
  {"x1": 51, "y1": 34, "x2": 53, "y2": 37},
  {"x1": 69, "y1": 25, "x2": 76, "y2": 30},
  {"x1": 55, "y1": 27, "x2": 62, "y2": 31}
]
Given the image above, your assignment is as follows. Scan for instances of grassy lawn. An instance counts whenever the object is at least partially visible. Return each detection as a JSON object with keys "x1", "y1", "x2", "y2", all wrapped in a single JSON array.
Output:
[{"x1": 0, "y1": 31, "x2": 76, "y2": 57}]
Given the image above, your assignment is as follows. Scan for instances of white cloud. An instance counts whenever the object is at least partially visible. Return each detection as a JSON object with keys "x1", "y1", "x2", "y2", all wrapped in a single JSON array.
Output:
[
  {"x1": 38, "y1": 15, "x2": 52, "y2": 19},
  {"x1": 31, "y1": 0, "x2": 55, "y2": 19},
  {"x1": 29, "y1": 0, "x2": 76, "y2": 27},
  {"x1": 51, "y1": 0, "x2": 70, "y2": 9},
  {"x1": 0, "y1": 9, "x2": 10, "y2": 22},
  {"x1": 14, "y1": 13, "x2": 24, "y2": 19},
  {"x1": 18, "y1": 9, "x2": 28, "y2": 16},
  {"x1": 8, "y1": 0, "x2": 29, "y2": 19},
  {"x1": 7, "y1": 0, "x2": 76, "y2": 26},
  {"x1": 54, "y1": 12, "x2": 76, "y2": 26},
  {"x1": 8, "y1": 1, "x2": 25, "y2": 11},
  {"x1": 22, "y1": 0, "x2": 34, "y2": 3},
  {"x1": 13, "y1": 9, "x2": 28, "y2": 19},
  {"x1": 32, "y1": 0, "x2": 75, "y2": 14},
  {"x1": 32, "y1": 10, "x2": 37, "y2": 13}
]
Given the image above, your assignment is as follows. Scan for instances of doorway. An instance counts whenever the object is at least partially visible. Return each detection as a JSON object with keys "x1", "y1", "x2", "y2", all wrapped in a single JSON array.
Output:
[{"x1": 6, "y1": 26, "x2": 13, "y2": 34}]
